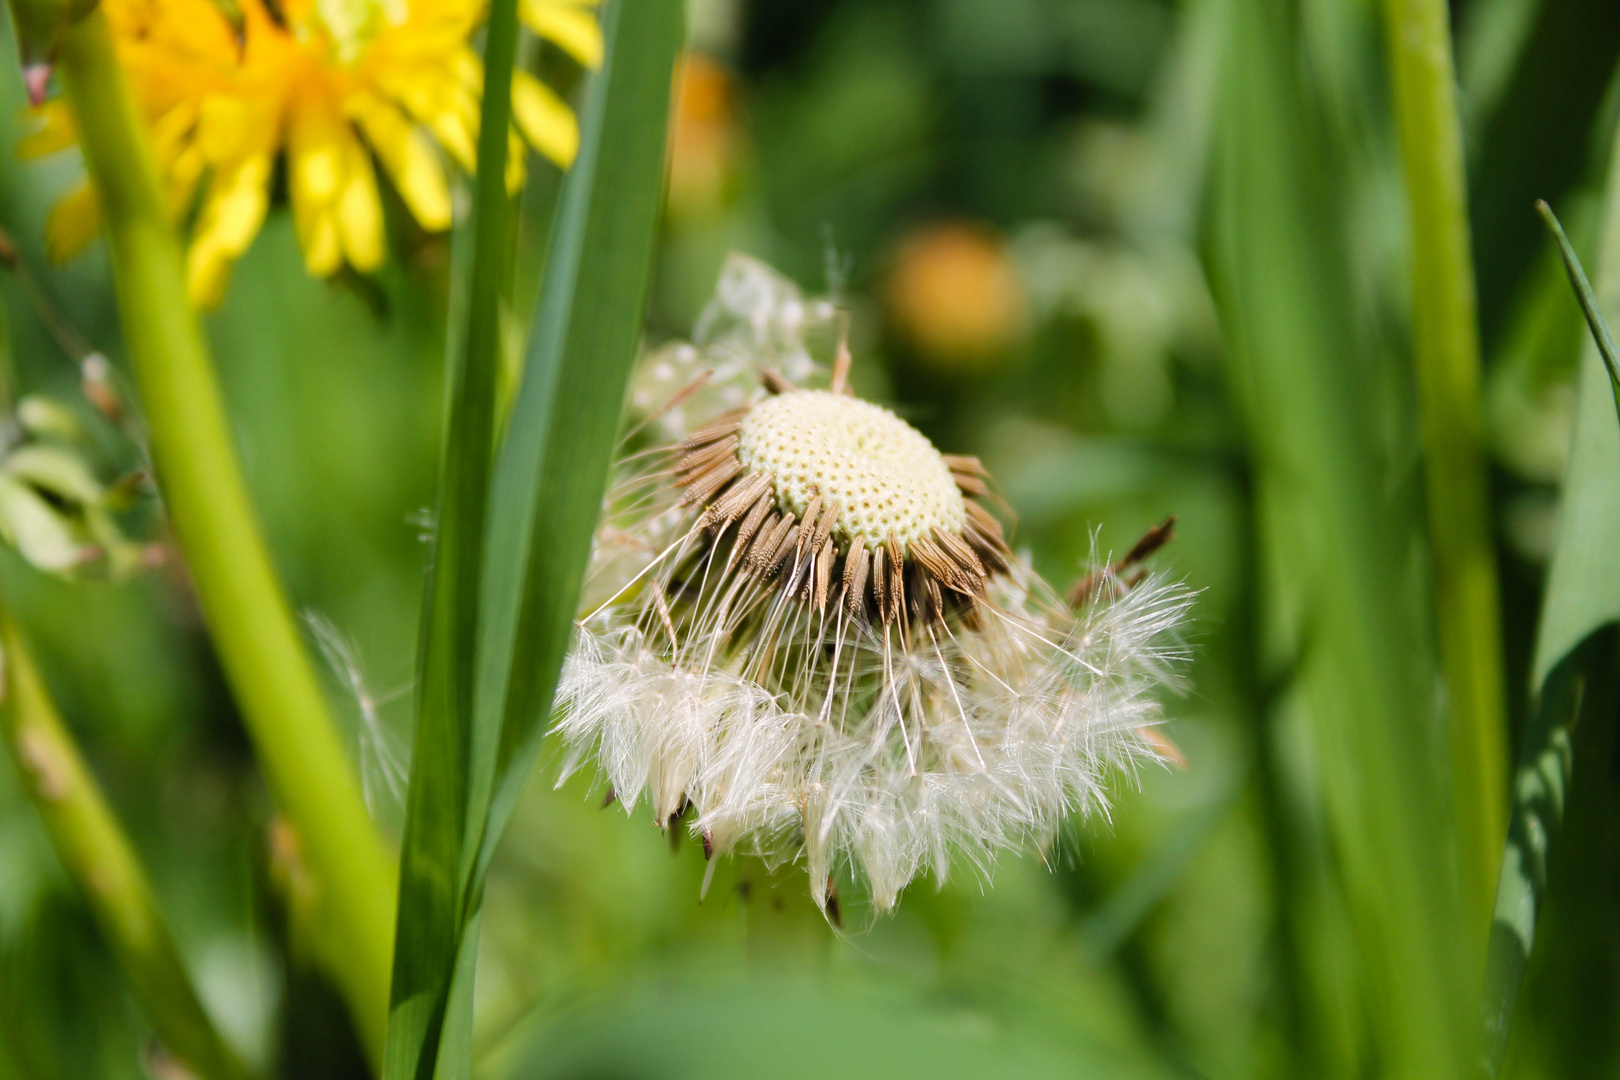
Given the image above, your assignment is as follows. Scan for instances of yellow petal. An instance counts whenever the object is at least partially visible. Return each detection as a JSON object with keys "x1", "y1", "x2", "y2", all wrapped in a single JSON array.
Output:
[
  {"x1": 196, "y1": 96, "x2": 275, "y2": 165},
  {"x1": 292, "y1": 176, "x2": 342, "y2": 276},
  {"x1": 45, "y1": 183, "x2": 100, "y2": 263},
  {"x1": 197, "y1": 155, "x2": 272, "y2": 254},
  {"x1": 376, "y1": 65, "x2": 479, "y2": 171},
  {"x1": 18, "y1": 101, "x2": 76, "y2": 159},
  {"x1": 186, "y1": 238, "x2": 235, "y2": 309},
  {"x1": 512, "y1": 69, "x2": 578, "y2": 167},
  {"x1": 338, "y1": 137, "x2": 384, "y2": 271},
  {"x1": 292, "y1": 122, "x2": 344, "y2": 206},
  {"x1": 186, "y1": 154, "x2": 272, "y2": 306},
  {"x1": 519, "y1": 0, "x2": 602, "y2": 68},
  {"x1": 350, "y1": 94, "x2": 452, "y2": 230},
  {"x1": 307, "y1": 218, "x2": 343, "y2": 276}
]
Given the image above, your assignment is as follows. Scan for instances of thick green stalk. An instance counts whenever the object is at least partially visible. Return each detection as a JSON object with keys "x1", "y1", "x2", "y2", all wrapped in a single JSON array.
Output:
[
  {"x1": 0, "y1": 613, "x2": 247, "y2": 1080},
  {"x1": 1384, "y1": 0, "x2": 1509, "y2": 932},
  {"x1": 55, "y1": 12, "x2": 394, "y2": 1061}
]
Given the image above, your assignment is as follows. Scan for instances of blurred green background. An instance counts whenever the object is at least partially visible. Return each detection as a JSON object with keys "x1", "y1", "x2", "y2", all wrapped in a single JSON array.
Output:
[{"x1": 1, "y1": 0, "x2": 1618, "y2": 1078}]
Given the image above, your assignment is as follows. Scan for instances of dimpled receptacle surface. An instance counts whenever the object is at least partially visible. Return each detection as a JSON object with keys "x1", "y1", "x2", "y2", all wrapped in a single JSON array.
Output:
[{"x1": 736, "y1": 390, "x2": 966, "y2": 552}]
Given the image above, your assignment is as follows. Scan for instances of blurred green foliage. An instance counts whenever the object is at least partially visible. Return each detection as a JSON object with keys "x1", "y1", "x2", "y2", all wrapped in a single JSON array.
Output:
[{"x1": 1, "y1": 0, "x2": 1618, "y2": 1078}]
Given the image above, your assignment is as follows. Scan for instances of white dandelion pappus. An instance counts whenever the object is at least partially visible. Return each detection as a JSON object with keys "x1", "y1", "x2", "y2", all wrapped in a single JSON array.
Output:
[{"x1": 555, "y1": 256, "x2": 1193, "y2": 915}]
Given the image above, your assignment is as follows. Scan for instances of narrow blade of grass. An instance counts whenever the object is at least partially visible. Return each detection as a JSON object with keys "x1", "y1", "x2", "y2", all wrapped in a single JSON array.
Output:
[
  {"x1": 1536, "y1": 200, "x2": 1620, "y2": 419},
  {"x1": 1482, "y1": 192, "x2": 1620, "y2": 1074},
  {"x1": 384, "y1": 2, "x2": 683, "y2": 1076},
  {"x1": 0, "y1": 613, "x2": 247, "y2": 1080},
  {"x1": 383, "y1": 0, "x2": 520, "y2": 1067},
  {"x1": 1210, "y1": 0, "x2": 1468, "y2": 1072},
  {"x1": 1384, "y1": 0, "x2": 1508, "y2": 933},
  {"x1": 470, "y1": 0, "x2": 684, "y2": 887}
]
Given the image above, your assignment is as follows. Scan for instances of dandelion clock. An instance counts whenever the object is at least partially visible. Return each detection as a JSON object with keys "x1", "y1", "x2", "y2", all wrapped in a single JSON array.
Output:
[{"x1": 556, "y1": 256, "x2": 1193, "y2": 919}]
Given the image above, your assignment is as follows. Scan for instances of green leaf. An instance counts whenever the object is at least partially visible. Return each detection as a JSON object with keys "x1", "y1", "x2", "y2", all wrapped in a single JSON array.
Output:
[
  {"x1": 1209, "y1": 0, "x2": 1469, "y2": 1072},
  {"x1": 470, "y1": 0, "x2": 684, "y2": 887},
  {"x1": 383, "y1": 0, "x2": 519, "y2": 1065},
  {"x1": 384, "y1": 2, "x2": 684, "y2": 1077},
  {"x1": 1482, "y1": 188, "x2": 1620, "y2": 1075},
  {"x1": 1536, "y1": 199, "x2": 1620, "y2": 424}
]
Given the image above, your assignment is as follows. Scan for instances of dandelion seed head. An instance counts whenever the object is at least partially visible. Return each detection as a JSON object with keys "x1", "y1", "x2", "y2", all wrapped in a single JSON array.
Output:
[
  {"x1": 737, "y1": 390, "x2": 966, "y2": 553},
  {"x1": 558, "y1": 260, "x2": 1193, "y2": 919}
]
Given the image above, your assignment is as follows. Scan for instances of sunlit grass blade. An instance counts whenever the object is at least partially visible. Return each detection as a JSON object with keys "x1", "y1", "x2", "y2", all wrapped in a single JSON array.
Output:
[
  {"x1": 383, "y1": 0, "x2": 520, "y2": 1067},
  {"x1": 384, "y1": 2, "x2": 683, "y2": 1077},
  {"x1": 0, "y1": 613, "x2": 247, "y2": 1080},
  {"x1": 55, "y1": 11, "x2": 395, "y2": 1060},
  {"x1": 1384, "y1": 0, "x2": 1508, "y2": 933},
  {"x1": 1210, "y1": 0, "x2": 1468, "y2": 1072},
  {"x1": 470, "y1": 0, "x2": 684, "y2": 886},
  {"x1": 1482, "y1": 192, "x2": 1620, "y2": 1075}
]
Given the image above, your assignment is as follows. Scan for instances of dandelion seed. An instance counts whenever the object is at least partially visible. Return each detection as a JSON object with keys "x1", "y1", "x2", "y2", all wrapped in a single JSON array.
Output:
[
  {"x1": 556, "y1": 264, "x2": 1193, "y2": 915},
  {"x1": 305, "y1": 612, "x2": 410, "y2": 816}
]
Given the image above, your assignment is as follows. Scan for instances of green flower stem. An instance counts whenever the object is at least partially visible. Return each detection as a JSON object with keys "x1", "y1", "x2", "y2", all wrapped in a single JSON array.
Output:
[
  {"x1": 0, "y1": 612, "x2": 248, "y2": 1080},
  {"x1": 1384, "y1": 0, "x2": 1509, "y2": 932},
  {"x1": 56, "y1": 11, "x2": 395, "y2": 1062}
]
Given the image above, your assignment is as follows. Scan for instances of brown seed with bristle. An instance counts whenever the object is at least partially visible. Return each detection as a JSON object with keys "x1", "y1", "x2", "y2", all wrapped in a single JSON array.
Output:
[
  {"x1": 844, "y1": 541, "x2": 870, "y2": 616},
  {"x1": 871, "y1": 544, "x2": 888, "y2": 620},
  {"x1": 968, "y1": 533, "x2": 1010, "y2": 575},
  {"x1": 953, "y1": 472, "x2": 989, "y2": 498},
  {"x1": 814, "y1": 539, "x2": 835, "y2": 611},
  {"x1": 1067, "y1": 515, "x2": 1177, "y2": 609},
  {"x1": 811, "y1": 500, "x2": 840, "y2": 556},
  {"x1": 678, "y1": 411, "x2": 744, "y2": 451},
  {"x1": 704, "y1": 471, "x2": 772, "y2": 530},
  {"x1": 765, "y1": 523, "x2": 801, "y2": 577},
  {"x1": 760, "y1": 368, "x2": 797, "y2": 394},
  {"x1": 964, "y1": 499, "x2": 1004, "y2": 540},
  {"x1": 729, "y1": 488, "x2": 776, "y2": 567},
  {"x1": 675, "y1": 434, "x2": 740, "y2": 477},
  {"x1": 796, "y1": 495, "x2": 823, "y2": 559},
  {"x1": 941, "y1": 454, "x2": 989, "y2": 477},
  {"x1": 933, "y1": 527, "x2": 988, "y2": 586},
  {"x1": 678, "y1": 458, "x2": 743, "y2": 506},
  {"x1": 648, "y1": 580, "x2": 679, "y2": 649},
  {"x1": 887, "y1": 545, "x2": 905, "y2": 623},
  {"x1": 745, "y1": 512, "x2": 788, "y2": 573},
  {"x1": 909, "y1": 533, "x2": 952, "y2": 590}
]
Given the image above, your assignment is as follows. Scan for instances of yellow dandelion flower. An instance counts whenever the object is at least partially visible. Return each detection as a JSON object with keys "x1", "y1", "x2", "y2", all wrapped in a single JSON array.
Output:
[{"x1": 21, "y1": 0, "x2": 600, "y2": 307}]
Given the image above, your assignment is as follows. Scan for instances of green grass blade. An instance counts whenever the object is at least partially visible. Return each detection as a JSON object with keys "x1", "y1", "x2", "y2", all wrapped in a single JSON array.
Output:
[
  {"x1": 385, "y1": 2, "x2": 682, "y2": 1076},
  {"x1": 0, "y1": 613, "x2": 248, "y2": 1080},
  {"x1": 1536, "y1": 200, "x2": 1620, "y2": 421},
  {"x1": 470, "y1": 0, "x2": 684, "y2": 884},
  {"x1": 1384, "y1": 0, "x2": 1508, "y2": 932},
  {"x1": 1210, "y1": 0, "x2": 1468, "y2": 1072},
  {"x1": 1482, "y1": 191, "x2": 1620, "y2": 1075},
  {"x1": 383, "y1": 0, "x2": 520, "y2": 1071}
]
